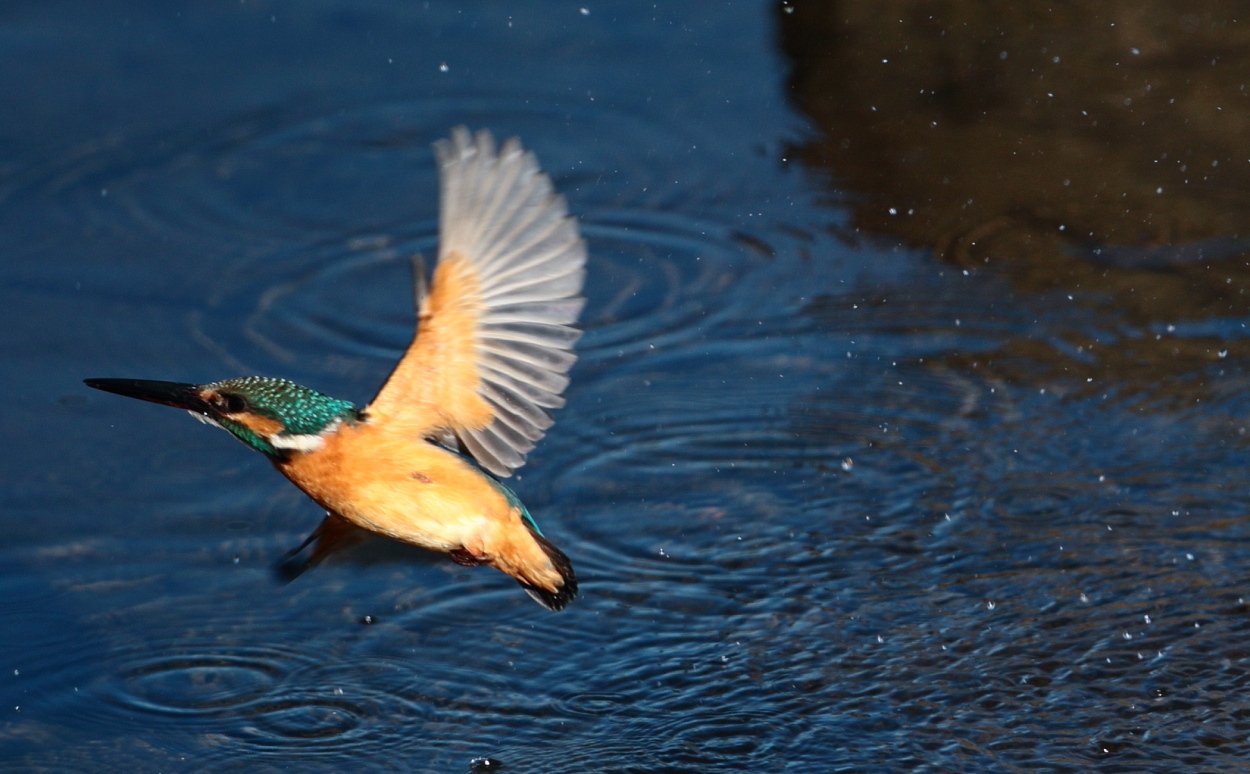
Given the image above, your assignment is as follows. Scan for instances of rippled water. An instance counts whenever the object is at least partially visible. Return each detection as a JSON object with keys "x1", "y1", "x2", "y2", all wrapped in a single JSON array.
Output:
[{"x1": 4, "y1": 1, "x2": 1250, "y2": 772}]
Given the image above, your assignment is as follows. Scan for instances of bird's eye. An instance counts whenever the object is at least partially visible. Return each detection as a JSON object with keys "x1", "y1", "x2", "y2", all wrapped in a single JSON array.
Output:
[{"x1": 213, "y1": 393, "x2": 247, "y2": 413}]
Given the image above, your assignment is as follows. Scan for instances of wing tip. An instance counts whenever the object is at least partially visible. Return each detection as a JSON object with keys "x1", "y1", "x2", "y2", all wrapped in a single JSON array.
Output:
[
  {"x1": 437, "y1": 125, "x2": 534, "y2": 172},
  {"x1": 421, "y1": 125, "x2": 585, "y2": 478}
]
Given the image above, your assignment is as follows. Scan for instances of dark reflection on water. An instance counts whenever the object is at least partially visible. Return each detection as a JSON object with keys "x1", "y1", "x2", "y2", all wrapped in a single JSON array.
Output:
[
  {"x1": 779, "y1": 1, "x2": 1250, "y2": 409},
  {"x1": 3, "y1": 0, "x2": 1250, "y2": 772}
]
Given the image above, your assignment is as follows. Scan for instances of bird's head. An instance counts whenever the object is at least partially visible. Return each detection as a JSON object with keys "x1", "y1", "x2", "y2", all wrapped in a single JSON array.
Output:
[{"x1": 84, "y1": 376, "x2": 360, "y2": 459}]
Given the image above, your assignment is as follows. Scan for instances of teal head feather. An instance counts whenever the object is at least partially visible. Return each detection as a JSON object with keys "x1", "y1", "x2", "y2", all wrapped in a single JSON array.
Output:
[{"x1": 206, "y1": 377, "x2": 358, "y2": 457}]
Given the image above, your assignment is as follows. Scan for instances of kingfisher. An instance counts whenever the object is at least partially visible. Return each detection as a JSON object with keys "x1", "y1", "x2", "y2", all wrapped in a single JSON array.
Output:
[{"x1": 84, "y1": 127, "x2": 584, "y2": 611}]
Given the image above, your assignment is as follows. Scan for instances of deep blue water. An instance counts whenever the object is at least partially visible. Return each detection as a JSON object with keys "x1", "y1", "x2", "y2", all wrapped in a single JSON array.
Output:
[{"x1": 4, "y1": 2, "x2": 1250, "y2": 772}]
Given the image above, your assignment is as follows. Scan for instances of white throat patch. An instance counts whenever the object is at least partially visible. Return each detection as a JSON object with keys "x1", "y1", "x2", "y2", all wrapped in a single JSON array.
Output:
[
  {"x1": 269, "y1": 432, "x2": 327, "y2": 452},
  {"x1": 268, "y1": 417, "x2": 341, "y2": 453}
]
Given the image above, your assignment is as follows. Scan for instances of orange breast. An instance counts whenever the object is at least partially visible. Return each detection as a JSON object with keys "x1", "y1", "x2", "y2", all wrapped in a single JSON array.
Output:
[{"x1": 277, "y1": 421, "x2": 515, "y2": 552}]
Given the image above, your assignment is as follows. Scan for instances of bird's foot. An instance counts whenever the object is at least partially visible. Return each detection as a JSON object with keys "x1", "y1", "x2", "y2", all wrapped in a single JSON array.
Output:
[{"x1": 276, "y1": 511, "x2": 364, "y2": 582}]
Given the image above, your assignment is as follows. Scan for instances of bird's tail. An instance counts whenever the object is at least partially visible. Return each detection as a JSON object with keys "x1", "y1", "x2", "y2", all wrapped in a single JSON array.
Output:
[{"x1": 514, "y1": 531, "x2": 578, "y2": 612}]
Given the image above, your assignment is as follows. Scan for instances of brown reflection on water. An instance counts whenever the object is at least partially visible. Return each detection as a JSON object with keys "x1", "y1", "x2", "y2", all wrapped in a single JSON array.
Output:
[{"x1": 777, "y1": 2, "x2": 1250, "y2": 402}]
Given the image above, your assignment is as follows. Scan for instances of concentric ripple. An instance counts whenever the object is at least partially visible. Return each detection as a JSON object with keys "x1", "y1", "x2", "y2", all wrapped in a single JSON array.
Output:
[
  {"x1": 113, "y1": 652, "x2": 286, "y2": 716},
  {"x1": 10, "y1": 98, "x2": 717, "y2": 251},
  {"x1": 90, "y1": 640, "x2": 435, "y2": 760},
  {"x1": 192, "y1": 207, "x2": 777, "y2": 386},
  {"x1": 94, "y1": 642, "x2": 318, "y2": 724}
]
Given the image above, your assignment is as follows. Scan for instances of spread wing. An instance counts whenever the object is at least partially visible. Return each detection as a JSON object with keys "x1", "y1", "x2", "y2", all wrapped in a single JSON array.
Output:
[{"x1": 365, "y1": 127, "x2": 586, "y2": 477}]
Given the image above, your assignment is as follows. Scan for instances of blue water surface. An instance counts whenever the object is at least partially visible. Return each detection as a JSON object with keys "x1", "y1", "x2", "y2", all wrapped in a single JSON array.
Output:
[{"x1": 3, "y1": 2, "x2": 1250, "y2": 772}]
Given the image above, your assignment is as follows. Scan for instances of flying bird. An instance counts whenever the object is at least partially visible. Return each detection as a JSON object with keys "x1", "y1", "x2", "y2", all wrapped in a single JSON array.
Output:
[{"x1": 85, "y1": 127, "x2": 584, "y2": 610}]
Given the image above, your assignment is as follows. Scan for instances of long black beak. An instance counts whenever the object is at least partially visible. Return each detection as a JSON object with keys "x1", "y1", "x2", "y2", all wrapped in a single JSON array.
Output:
[{"x1": 83, "y1": 378, "x2": 211, "y2": 413}]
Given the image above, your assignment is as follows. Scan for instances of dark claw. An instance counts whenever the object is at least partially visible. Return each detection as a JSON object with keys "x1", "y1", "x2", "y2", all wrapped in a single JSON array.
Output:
[{"x1": 448, "y1": 548, "x2": 485, "y2": 567}]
